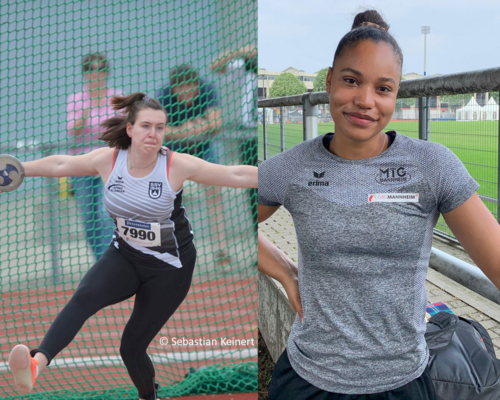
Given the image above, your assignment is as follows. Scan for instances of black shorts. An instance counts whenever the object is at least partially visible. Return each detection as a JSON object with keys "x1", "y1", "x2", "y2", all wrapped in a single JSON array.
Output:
[{"x1": 268, "y1": 348, "x2": 437, "y2": 400}]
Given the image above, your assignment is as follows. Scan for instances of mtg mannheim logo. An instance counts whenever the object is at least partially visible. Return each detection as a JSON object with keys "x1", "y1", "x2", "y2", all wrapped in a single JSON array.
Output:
[{"x1": 376, "y1": 166, "x2": 411, "y2": 185}]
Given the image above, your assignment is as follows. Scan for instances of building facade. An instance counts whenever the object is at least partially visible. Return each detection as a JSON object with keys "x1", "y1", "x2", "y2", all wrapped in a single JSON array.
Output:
[{"x1": 258, "y1": 67, "x2": 318, "y2": 99}]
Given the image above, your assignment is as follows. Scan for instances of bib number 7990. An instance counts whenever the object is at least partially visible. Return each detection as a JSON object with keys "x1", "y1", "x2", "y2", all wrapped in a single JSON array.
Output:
[
  {"x1": 121, "y1": 225, "x2": 156, "y2": 241},
  {"x1": 116, "y1": 217, "x2": 161, "y2": 247}
]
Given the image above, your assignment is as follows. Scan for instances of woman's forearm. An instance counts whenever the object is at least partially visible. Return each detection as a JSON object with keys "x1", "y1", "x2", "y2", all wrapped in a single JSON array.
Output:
[
  {"x1": 258, "y1": 230, "x2": 298, "y2": 283},
  {"x1": 23, "y1": 156, "x2": 69, "y2": 178},
  {"x1": 258, "y1": 230, "x2": 303, "y2": 321},
  {"x1": 233, "y1": 165, "x2": 257, "y2": 188}
]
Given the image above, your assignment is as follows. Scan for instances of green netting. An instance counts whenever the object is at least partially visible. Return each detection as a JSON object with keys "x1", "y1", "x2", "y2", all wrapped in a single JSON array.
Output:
[
  {"x1": 15, "y1": 364, "x2": 258, "y2": 399},
  {"x1": 1, "y1": 1, "x2": 257, "y2": 398}
]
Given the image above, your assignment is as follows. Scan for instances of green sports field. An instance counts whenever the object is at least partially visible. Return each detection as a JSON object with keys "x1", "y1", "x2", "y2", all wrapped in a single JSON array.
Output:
[{"x1": 258, "y1": 120, "x2": 499, "y2": 236}]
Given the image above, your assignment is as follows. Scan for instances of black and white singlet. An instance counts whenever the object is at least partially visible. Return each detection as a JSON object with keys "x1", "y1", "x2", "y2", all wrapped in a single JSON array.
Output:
[{"x1": 104, "y1": 147, "x2": 195, "y2": 268}]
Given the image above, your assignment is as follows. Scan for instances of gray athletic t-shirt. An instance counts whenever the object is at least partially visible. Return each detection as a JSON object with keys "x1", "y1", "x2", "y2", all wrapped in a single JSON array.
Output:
[{"x1": 258, "y1": 131, "x2": 479, "y2": 394}]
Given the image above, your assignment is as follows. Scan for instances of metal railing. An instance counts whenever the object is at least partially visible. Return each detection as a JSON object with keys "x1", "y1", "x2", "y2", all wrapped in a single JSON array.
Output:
[{"x1": 258, "y1": 67, "x2": 500, "y2": 239}]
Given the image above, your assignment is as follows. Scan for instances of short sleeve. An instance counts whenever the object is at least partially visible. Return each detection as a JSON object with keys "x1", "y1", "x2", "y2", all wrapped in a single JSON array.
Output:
[
  {"x1": 259, "y1": 140, "x2": 313, "y2": 207},
  {"x1": 258, "y1": 152, "x2": 293, "y2": 207},
  {"x1": 430, "y1": 143, "x2": 480, "y2": 214}
]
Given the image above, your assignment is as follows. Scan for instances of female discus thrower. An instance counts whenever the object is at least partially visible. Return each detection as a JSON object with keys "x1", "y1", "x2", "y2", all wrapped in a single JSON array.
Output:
[
  {"x1": 6, "y1": 93, "x2": 257, "y2": 400},
  {"x1": 259, "y1": 10, "x2": 500, "y2": 400}
]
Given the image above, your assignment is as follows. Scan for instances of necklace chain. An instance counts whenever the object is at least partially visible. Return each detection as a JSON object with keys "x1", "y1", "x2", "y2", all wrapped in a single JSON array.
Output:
[
  {"x1": 128, "y1": 152, "x2": 158, "y2": 170},
  {"x1": 376, "y1": 133, "x2": 387, "y2": 156}
]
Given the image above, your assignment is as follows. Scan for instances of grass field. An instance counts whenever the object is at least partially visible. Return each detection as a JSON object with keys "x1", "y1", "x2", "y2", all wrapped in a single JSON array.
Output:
[{"x1": 258, "y1": 120, "x2": 499, "y2": 236}]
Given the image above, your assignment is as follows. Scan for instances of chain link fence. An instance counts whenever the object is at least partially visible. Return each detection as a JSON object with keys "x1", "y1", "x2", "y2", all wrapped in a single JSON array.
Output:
[{"x1": 259, "y1": 69, "x2": 500, "y2": 241}]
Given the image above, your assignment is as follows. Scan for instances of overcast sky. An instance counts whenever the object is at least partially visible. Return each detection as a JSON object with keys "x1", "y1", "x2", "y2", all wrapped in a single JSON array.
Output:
[{"x1": 259, "y1": 0, "x2": 500, "y2": 76}]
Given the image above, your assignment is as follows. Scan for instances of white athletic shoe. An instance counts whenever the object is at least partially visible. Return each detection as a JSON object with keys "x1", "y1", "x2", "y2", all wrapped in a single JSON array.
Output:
[{"x1": 8, "y1": 344, "x2": 38, "y2": 394}]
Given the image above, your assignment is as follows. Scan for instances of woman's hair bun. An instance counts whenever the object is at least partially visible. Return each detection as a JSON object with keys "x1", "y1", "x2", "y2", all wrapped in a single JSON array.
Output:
[
  {"x1": 351, "y1": 10, "x2": 389, "y2": 32},
  {"x1": 331, "y1": 8, "x2": 402, "y2": 72}
]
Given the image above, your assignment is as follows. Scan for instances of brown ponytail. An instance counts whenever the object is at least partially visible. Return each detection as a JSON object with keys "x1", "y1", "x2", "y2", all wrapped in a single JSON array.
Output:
[{"x1": 99, "y1": 92, "x2": 166, "y2": 149}]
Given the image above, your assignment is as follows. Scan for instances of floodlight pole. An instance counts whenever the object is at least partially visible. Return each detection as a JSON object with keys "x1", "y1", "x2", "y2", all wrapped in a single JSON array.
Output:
[
  {"x1": 421, "y1": 26, "x2": 430, "y2": 76},
  {"x1": 424, "y1": 34, "x2": 427, "y2": 76}
]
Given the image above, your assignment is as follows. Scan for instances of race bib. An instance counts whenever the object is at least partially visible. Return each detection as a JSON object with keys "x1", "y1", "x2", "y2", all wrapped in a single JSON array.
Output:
[{"x1": 116, "y1": 218, "x2": 161, "y2": 247}]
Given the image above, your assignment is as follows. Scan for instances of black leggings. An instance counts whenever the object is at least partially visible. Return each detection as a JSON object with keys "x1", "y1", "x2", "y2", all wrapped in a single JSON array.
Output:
[{"x1": 30, "y1": 243, "x2": 196, "y2": 400}]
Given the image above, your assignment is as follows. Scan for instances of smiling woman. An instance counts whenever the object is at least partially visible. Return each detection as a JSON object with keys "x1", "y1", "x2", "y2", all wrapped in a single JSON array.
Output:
[
  {"x1": 325, "y1": 9, "x2": 403, "y2": 160},
  {"x1": 257, "y1": 8, "x2": 496, "y2": 400},
  {"x1": 326, "y1": 40, "x2": 399, "y2": 159},
  {"x1": 5, "y1": 92, "x2": 257, "y2": 400}
]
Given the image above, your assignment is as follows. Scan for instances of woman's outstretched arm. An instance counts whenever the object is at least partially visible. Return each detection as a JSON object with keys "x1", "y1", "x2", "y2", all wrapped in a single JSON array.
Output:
[
  {"x1": 22, "y1": 147, "x2": 111, "y2": 178},
  {"x1": 173, "y1": 152, "x2": 257, "y2": 189}
]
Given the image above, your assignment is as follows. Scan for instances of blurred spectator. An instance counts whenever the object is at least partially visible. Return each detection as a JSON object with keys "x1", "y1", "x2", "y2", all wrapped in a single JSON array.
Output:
[
  {"x1": 66, "y1": 52, "x2": 118, "y2": 260},
  {"x1": 210, "y1": 46, "x2": 258, "y2": 232},
  {"x1": 157, "y1": 65, "x2": 232, "y2": 266}
]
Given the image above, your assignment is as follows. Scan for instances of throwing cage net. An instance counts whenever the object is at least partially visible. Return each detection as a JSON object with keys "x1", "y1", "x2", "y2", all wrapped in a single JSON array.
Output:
[{"x1": 0, "y1": 0, "x2": 257, "y2": 398}]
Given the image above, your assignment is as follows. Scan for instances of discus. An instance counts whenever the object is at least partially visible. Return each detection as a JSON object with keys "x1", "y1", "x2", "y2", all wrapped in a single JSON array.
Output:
[{"x1": 0, "y1": 155, "x2": 25, "y2": 192}]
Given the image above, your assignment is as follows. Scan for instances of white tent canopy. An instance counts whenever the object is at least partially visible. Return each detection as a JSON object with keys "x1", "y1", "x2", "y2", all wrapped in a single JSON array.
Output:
[
  {"x1": 456, "y1": 97, "x2": 482, "y2": 121},
  {"x1": 482, "y1": 97, "x2": 499, "y2": 121}
]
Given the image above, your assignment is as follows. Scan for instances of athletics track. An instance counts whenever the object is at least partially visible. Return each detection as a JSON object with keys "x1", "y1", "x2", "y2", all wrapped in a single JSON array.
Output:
[{"x1": 0, "y1": 275, "x2": 257, "y2": 398}]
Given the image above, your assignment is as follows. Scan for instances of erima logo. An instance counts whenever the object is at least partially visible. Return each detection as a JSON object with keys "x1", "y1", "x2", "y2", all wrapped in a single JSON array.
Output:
[
  {"x1": 308, "y1": 171, "x2": 329, "y2": 186},
  {"x1": 376, "y1": 167, "x2": 411, "y2": 185}
]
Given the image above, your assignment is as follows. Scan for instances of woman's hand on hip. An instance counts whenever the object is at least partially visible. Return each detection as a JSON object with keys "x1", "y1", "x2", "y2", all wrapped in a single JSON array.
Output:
[{"x1": 281, "y1": 273, "x2": 304, "y2": 323}]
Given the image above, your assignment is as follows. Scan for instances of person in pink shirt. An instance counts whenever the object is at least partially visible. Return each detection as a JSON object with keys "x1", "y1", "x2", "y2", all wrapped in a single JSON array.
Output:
[{"x1": 67, "y1": 52, "x2": 119, "y2": 260}]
